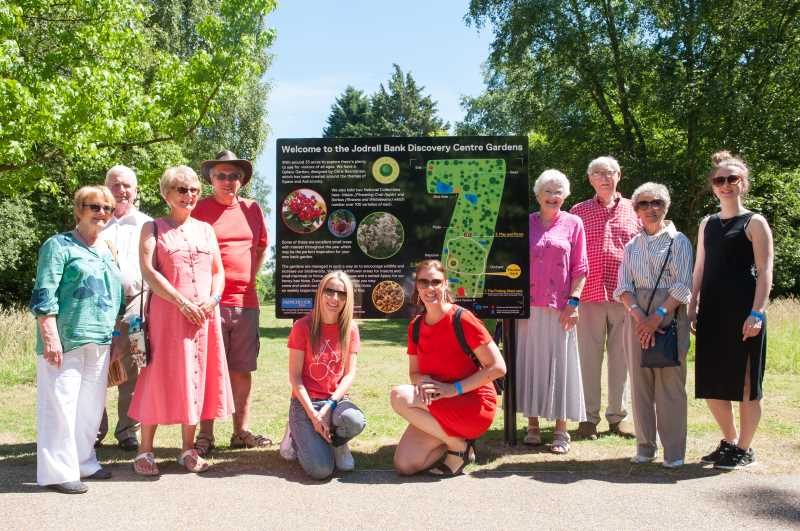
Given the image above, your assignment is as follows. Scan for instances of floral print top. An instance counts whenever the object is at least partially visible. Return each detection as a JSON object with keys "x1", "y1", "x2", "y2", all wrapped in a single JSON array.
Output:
[{"x1": 29, "y1": 232, "x2": 124, "y2": 355}]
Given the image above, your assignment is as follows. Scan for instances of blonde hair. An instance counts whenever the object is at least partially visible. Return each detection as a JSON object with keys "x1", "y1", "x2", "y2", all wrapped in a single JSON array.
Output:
[
  {"x1": 310, "y1": 271, "x2": 355, "y2": 357},
  {"x1": 709, "y1": 150, "x2": 750, "y2": 194},
  {"x1": 412, "y1": 259, "x2": 454, "y2": 306},
  {"x1": 73, "y1": 185, "x2": 115, "y2": 223},
  {"x1": 159, "y1": 165, "x2": 200, "y2": 199}
]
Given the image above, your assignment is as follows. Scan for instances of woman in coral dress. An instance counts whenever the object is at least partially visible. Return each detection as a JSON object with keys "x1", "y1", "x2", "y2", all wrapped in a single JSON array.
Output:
[
  {"x1": 129, "y1": 166, "x2": 234, "y2": 475},
  {"x1": 391, "y1": 259, "x2": 506, "y2": 476}
]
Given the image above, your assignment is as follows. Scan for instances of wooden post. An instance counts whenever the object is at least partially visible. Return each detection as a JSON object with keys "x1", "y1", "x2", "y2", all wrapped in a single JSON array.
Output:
[{"x1": 502, "y1": 318, "x2": 517, "y2": 445}]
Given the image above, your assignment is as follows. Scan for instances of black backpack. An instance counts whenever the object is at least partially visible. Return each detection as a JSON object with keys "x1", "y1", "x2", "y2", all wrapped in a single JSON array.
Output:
[{"x1": 411, "y1": 305, "x2": 504, "y2": 395}]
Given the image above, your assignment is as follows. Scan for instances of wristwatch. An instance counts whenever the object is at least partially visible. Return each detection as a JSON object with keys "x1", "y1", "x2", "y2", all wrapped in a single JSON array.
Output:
[{"x1": 627, "y1": 303, "x2": 640, "y2": 313}]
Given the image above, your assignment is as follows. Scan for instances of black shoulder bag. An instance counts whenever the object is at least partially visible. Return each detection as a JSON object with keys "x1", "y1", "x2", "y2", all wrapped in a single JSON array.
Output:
[{"x1": 639, "y1": 239, "x2": 680, "y2": 368}]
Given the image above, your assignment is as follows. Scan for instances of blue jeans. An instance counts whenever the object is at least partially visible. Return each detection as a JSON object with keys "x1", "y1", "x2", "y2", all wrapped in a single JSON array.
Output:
[{"x1": 288, "y1": 398, "x2": 366, "y2": 480}]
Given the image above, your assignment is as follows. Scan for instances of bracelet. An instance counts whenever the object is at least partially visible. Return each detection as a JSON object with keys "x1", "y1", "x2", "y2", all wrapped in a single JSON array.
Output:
[
  {"x1": 454, "y1": 381, "x2": 463, "y2": 396},
  {"x1": 567, "y1": 297, "x2": 580, "y2": 308},
  {"x1": 627, "y1": 303, "x2": 640, "y2": 313},
  {"x1": 750, "y1": 310, "x2": 765, "y2": 321},
  {"x1": 656, "y1": 306, "x2": 668, "y2": 318},
  {"x1": 111, "y1": 330, "x2": 121, "y2": 337},
  {"x1": 212, "y1": 294, "x2": 221, "y2": 305},
  {"x1": 324, "y1": 399, "x2": 338, "y2": 410}
]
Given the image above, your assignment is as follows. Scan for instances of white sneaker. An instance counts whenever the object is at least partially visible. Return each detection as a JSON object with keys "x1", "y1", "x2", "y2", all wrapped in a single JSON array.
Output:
[
  {"x1": 279, "y1": 424, "x2": 296, "y2": 461},
  {"x1": 333, "y1": 443, "x2": 355, "y2": 471},
  {"x1": 662, "y1": 459, "x2": 684, "y2": 469},
  {"x1": 630, "y1": 454, "x2": 656, "y2": 464}
]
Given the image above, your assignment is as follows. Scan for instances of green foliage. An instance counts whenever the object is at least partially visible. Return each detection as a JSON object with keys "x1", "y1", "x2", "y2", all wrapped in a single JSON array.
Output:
[
  {"x1": 256, "y1": 272, "x2": 275, "y2": 303},
  {"x1": 322, "y1": 64, "x2": 449, "y2": 137},
  {"x1": 0, "y1": 0, "x2": 275, "y2": 305},
  {"x1": 464, "y1": 0, "x2": 800, "y2": 293}
]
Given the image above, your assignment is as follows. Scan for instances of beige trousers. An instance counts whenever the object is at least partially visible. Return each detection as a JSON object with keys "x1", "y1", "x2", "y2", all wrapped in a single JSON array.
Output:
[
  {"x1": 576, "y1": 301, "x2": 630, "y2": 425},
  {"x1": 624, "y1": 290, "x2": 690, "y2": 462}
]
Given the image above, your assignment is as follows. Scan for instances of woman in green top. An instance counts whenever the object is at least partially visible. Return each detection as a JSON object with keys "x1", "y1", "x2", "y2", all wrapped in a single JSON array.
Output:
[{"x1": 30, "y1": 185, "x2": 125, "y2": 495}]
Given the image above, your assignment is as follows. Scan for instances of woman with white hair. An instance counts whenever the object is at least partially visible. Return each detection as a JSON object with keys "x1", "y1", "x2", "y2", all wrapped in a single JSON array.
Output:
[
  {"x1": 128, "y1": 166, "x2": 234, "y2": 475},
  {"x1": 615, "y1": 182, "x2": 693, "y2": 468},
  {"x1": 516, "y1": 170, "x2": 588, "y2": 453},
  {"x1": 689, "y1": 151, "x2": 773, "y2": 470}
]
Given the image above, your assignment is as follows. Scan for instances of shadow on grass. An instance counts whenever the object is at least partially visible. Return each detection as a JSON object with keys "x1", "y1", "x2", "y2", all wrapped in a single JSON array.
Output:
[{"x1": 259, "y1": 325, "x2": 292, "y2": 340}]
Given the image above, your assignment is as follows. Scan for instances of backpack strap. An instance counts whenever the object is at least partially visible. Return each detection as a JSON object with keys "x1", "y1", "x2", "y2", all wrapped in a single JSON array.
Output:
[
  {"x1": 104, "y1": 239, "x2": 118, "y2": 264},
  {"x1": 453, "y1": 306, "x2": 479, "y2": 364},
  {"x1": 411, "y1": 312, "x2": 424, "y2": 345}
]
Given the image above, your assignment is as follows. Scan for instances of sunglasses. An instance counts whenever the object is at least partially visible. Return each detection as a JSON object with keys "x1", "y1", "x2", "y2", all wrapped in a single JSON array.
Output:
[
  {"x1": 635, "y1": 199, "x2": 666, "y2": 211},
  {"x1": 711, "y1": 175, "x2": 742, "y2": 187},
  {"x1": 213, "y1": 172, "x2": 243, "y2": 182},
  {"x1": 323, "y1": 287, "x2": 347, "y2": 300},
  {"x1": 416, "y1": 278, "x2": 444, "y2": 289},
  {"x1": 174, "y1": 186, "x2": 201, "y2": 195},
  {"x1": 83, "y1": 203, "x2": 114, "y2": 214}
]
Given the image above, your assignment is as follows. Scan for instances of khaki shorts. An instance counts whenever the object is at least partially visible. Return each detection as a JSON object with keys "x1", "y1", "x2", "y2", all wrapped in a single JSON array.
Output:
[{"x1": 219, "y1": 305, "x2": 260, "y2": 372}]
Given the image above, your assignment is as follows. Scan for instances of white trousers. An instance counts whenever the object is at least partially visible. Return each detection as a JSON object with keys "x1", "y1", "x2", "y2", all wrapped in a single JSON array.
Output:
[{"x1": 37, "y1": 343, "x2": 109, "y2": 486}]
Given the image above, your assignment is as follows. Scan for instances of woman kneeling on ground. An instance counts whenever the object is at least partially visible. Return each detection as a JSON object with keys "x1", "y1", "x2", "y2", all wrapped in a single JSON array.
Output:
[
  {"x1": 284, "y1": 271, "x2": 366, "y2": 480},
  {"x1": 391, "y1": 260, "x2": 507, "y2": 476}
]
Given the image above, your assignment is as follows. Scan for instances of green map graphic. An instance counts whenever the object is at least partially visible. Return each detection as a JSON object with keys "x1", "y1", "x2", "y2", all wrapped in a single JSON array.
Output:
[{"x1": 426, "y1": 159, "x2": 506, "y2": 298}]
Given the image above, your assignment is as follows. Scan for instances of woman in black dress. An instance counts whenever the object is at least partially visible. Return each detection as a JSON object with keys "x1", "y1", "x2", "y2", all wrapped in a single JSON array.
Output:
[{"x1": 689, "y1": 151, "x2": 774, "y2": 470}]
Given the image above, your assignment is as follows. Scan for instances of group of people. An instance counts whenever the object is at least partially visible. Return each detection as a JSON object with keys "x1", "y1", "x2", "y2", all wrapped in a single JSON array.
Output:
[
  {"x1": 30, "y1": 149, "x2": 772, "y2": 493},
  {"x1": 516, "y1": 153, "x2": 772, "y2": 472}
]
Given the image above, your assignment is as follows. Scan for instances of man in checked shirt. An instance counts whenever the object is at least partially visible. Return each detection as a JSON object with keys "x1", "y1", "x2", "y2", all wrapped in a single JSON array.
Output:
[{"x1": 570, "y1": 156, "x2": 640, "y2": 440}]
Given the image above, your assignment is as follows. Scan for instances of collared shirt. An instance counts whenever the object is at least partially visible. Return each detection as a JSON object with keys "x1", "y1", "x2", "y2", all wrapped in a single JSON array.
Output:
[
  {"x1": 613, "y1": 221, "x2": 693, "y2": 304},
  {"x1": 570, "y1": 193, "x2": 640, "y2": 302},
  {"x1": 529, "y1": 211, "x2": 588, "y2": 310},
  {"x1": 101, "y1": 207, "x2": 152, "y2": 298},
  {"x1": 29, "y1": 232, "x2": 125, "y2": 354}
]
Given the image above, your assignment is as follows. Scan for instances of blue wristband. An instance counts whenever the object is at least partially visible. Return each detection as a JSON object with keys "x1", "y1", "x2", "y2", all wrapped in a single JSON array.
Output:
[
  {"x1": 324, "y1": 399, "x2": 338, "y2": 410},
  {"x1": 112, "y1": 330, "x2": 121, "y2": 337},
  {"x1": 567, "y1": 297, "x2": 580, "y2": 308},
  {"x1": 454, "y1": 382, "x2": 463, "y2": 396},
  {"x1": 656, "y1": 306, "x2": 668, "y2": 318},
  {"x1": 750, "y1": 310, "x2": 765, "y2": 321}
]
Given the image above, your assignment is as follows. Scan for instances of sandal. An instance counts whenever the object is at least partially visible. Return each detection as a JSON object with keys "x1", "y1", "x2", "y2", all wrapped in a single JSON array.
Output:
[
  {"x1": 230, "y1": 430, "x2": 273, "y2": 449},
  {"x1": 428, "y1": 440, "x2": 476, "y2": 477},
  {"x1": 194, "y1": 433, "x2": 215, "y2": 457},
  {"x1": 132, "y1": 452, "x2": 160, "y2": 476},
  {"x1": 524, "y1": 426, "x2": 542, "y2": 446},
  {"x1": 551, "y1": 431, "x2": 571, "y2": 454},
  {"x1": 178, "y1": 449, "x2": 209, "y2": 473}
]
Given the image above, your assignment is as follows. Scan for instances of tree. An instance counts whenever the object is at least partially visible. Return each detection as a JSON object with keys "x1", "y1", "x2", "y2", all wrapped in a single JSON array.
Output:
[
  {"x1": 322, "y1": 64, "x2": 449, "y2": 137},
  {"x1": 464, "y1": 0, "x2": 800, "y2": 295},
  {"x1": 0, "y1": 0, "x2": 275, "y2": 304}
]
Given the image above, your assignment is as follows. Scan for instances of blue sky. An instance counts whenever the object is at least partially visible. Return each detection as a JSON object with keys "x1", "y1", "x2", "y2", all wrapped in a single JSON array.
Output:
[{"x1": 254, "y1": 1, "x2": 494, "y2": 247}]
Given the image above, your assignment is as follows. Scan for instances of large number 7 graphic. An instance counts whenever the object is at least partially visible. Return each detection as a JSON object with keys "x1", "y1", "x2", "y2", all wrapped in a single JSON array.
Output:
[{"x1": 426, "y1": 159, "x2": 506, "y2": 298}]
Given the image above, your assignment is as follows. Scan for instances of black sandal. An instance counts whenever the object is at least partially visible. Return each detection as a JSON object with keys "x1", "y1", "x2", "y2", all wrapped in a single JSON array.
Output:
[{"x1": 428, "y1": 440, "x2": 476, "y2": 477}]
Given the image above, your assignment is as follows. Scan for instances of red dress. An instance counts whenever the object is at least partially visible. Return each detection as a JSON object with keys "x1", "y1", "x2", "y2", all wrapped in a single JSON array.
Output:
[{"x1": 407, "y1": 306, "x2": 497, "y2": 439}]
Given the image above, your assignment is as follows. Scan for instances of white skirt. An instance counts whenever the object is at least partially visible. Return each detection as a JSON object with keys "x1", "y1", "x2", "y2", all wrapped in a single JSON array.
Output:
[{"x1": 515, "y1": 307, "x2": 586, "y2": 421}]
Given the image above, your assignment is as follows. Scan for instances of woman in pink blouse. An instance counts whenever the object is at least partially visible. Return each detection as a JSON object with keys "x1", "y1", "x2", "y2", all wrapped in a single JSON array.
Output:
[{"x1": 516, "y1": 170, "x2": 588, "y2": 453}]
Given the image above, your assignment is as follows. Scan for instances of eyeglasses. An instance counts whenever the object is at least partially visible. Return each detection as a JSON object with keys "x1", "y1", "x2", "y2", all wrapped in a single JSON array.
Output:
[
  {"x1": 711, "y1": 175, "x2": 742, "y2": 187},
  {"x1": 83, "y1": 203, "x2": 114, "y2": 214},
  {"x1": 323, "y1": 287, "x2": 347, "y2": 300},
  {"x1": 634, "y1": 199, "x2": 666, "y2": 211},
  {"x1": 416, "y1": 278, "x2": 444, "y2": 289},
  {"x1": 213, "y1": 172, "x2": 243, "y2": 182},
  {"x1": 590, "y1": 170, "x2": 618, "y2": 179},
  {"x1": 174, "y1": 186, "x2": 201, "y2": 195}
]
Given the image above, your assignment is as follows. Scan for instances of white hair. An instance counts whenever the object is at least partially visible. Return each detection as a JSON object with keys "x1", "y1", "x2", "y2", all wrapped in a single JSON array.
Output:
[
  {"x1": 587, "y1": 156, "x2": 621, "y2": 176},
  {"x1": 631, "y1": 182, "x2": 671, "y2": 209},
  {"x1": 533, "y1": 169, "x2": 571, "y2": 198},
  {"x1": 105, "y1": 165, "x2": 137, "y2": 186}
]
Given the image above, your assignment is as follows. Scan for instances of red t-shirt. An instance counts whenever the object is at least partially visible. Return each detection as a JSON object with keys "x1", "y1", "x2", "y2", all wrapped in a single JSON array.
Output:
[
  {"x1": 407, "y1": 306, "x2": 493, "y2": 383},
  {"x1": 192, "y1": 197, "x2": 268, "y2": 308},
  {"x1": 287, "y1": 315, "x2": 360, "y2": 400}
]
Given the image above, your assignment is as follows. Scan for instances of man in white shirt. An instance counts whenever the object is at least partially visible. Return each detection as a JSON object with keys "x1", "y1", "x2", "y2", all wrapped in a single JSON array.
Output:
[{"x1": 97, "y1": 165, "x2": 152, "y2": 451}]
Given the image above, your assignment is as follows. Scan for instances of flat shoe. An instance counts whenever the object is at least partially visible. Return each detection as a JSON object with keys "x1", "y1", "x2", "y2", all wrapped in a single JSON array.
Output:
[
  {"x1": 47, "y1": 481, "x2": 88, "y2": 494},
  {"x1": 551, "y1": 431, "x2": 571, "y2": 454},
  {"x1": 193, "y1": 434, "x2": 215, "y2": 457},
  {"x1": 178, "y1": 449, "x2": 209, "y2": 473},
  {"x1": 523, "y1": 426, "x2": 541, "y2": 446},
  {"x1": 133, "y1": 452, "x2": 160, "y2": 476},
  {"x1": 230, "y1": 430, "x2": 272, "y2": 449},
  {"x1": 118, "y1": 437, "x2": 139, "y2": 452}
]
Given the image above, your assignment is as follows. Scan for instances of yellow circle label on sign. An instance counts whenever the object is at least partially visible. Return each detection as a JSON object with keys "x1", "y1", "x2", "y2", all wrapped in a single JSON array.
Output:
[
  {"x1": 505, "y1": 264, "x2": 522, "y2": 279},
  {"x1": 372, "y1": 156, "x2": 400, "y2": 184}
]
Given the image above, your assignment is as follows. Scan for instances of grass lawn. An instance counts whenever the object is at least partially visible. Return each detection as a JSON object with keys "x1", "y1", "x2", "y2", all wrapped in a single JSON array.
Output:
[{"x1": 1, "y1": 302, "x2": 798, "y2": 476}]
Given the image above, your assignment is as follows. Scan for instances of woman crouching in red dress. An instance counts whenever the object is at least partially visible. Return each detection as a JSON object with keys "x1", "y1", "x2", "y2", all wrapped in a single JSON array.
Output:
[{"x1": 391, "y1": 259, "x2": 506, "y2": 476}]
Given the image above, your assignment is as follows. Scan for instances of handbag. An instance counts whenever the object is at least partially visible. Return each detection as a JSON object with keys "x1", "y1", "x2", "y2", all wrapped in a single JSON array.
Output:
[
  {"x1": 107, "y1": 356, "x2": 128, "y2": 387},
  {"x1": 128, "y1": 220, "x2": 157, "y2": 369},
  {"x1": 638, "y1": 239, "x2": 680, "y2": 368}
]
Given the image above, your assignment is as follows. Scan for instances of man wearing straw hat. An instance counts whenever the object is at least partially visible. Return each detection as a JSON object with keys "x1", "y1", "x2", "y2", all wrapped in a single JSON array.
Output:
[{"x1": 192, "y1": 150, "x2": 271, "y2": 455}]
